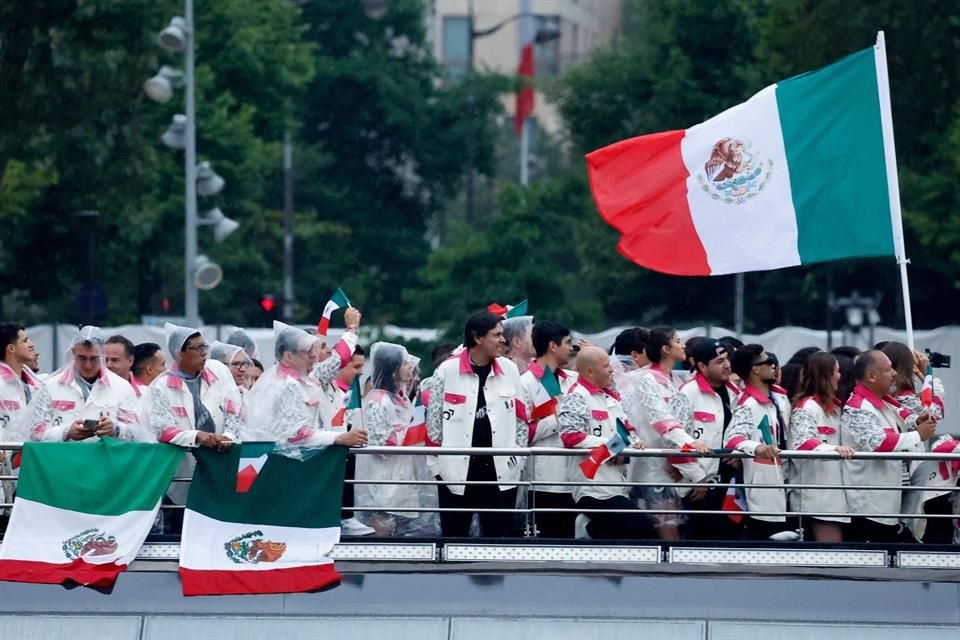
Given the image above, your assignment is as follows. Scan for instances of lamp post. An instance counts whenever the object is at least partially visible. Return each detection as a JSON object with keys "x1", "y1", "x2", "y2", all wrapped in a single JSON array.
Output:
[
  {"x1": 464, "y1": 3, "x2": 560, "y2": 227},
  {"x1": 146, "y1": 1, "x2": 236, "y2": 327},
  {"x1": 831, "y1": 290, "x2": 882, "y2": 349},
  {"x1": 182, "y1": 0, "x2": 199, "y2": 327}
]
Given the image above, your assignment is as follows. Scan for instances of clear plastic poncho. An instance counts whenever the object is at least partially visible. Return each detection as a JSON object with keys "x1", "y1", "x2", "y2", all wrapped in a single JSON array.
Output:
[
  {"x1": 208, "y1": 340, "x2": 245, "y2": 367},
  {"x1": 225, "y1": 328, "x2": 258, "y2": 359},
  {"x1": 164, "y1": 322, "x2": 201, "y2": 359},
  {"x1": 242, "y1": 321, "x2": 323, "y2": 459},
  {"x1": 355, "y1": 342, "x2": 439, "y2": 536}
]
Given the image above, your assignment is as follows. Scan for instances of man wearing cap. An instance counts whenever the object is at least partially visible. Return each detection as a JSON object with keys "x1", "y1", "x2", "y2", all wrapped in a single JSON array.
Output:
[
  {"x1": 244, "y1": 316, "x2": 368, "y2": 453},
  {"x1": 673, "y1": 339, "x2": 742, "y2": 539},
  {"x1": 27, "y1": 326, "x2": 144, "y2": 442},
  {"x1": 148, "y1": 324, "x2": 242, "y2": 453}
]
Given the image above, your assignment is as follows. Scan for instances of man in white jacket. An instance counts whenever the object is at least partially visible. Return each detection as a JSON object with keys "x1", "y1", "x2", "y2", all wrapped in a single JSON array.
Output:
[
  {"x1": 558, "y1": 345, "x2": 652, "y2": 540},
  {"x1": 425, "y1": 310, "x2": 527, "y2": 537},
  {"x1": 0, "y1": 324, "x2": 40, "y2": 441},
  {"x1": 519, "y1": 320, "x2": 578, "y2": 538},
  {"x1": 841, "y1": 350, "x2": 937, "y2": 542},
  {"x1": 28, "y1": 326, "x2": 144, "y2": 443}
]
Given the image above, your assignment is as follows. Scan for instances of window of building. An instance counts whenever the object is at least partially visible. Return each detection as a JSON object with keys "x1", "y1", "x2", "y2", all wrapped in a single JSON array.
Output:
[
  {"x1": 535, "y1": 15, "x2": 561, "y2": 76},
  {"x1": 443, "y1": 16, "x2": 470, "y2": 82}
]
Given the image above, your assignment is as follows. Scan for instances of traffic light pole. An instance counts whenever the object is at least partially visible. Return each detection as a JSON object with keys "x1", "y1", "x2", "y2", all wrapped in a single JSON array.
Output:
[{"x1": 282, "y1": 132, "x2": 295, "y2": 321}]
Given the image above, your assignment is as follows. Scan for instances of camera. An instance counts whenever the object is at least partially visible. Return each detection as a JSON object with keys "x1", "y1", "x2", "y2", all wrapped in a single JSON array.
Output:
[{"x1": 926, "y1": 349, "x2": 951, "y2": 369}]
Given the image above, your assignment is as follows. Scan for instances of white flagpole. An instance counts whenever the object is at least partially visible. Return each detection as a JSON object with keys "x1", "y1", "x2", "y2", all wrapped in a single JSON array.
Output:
[{"x1": 874, "y1": 30, "x2": 915, "y2": 350}]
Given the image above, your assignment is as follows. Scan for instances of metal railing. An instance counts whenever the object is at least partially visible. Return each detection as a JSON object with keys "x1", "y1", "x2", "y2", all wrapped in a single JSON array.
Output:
[{"x1": 2, "y1": 444, "x2": 958, "y2": 541}]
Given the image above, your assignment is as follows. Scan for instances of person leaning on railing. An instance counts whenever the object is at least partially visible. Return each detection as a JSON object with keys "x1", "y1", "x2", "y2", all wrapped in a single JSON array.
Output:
[
  {"x1": 840, "y1": 349, "x2": 937, "y2": 543},
  {"x1": 558, "y1": 346, "x2": 653, "y2": 540},
  {"x1": 672, "y1": 339, "x2": 743, "y2": 541},
  {"x1": 788, "y1": 351, "x2": 855, "y2": 543},
  {"x1": 725, "y1": 344, "x2": 794, "y2": 541},
  {"x1": 881, "y1": 342, "x2": 954, "y2": 543}
]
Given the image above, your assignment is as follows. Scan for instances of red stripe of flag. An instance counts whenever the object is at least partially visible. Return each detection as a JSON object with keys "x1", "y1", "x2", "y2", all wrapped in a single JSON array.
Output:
[{"x1": 585, "y1": 130, "x2": 711, "y2": 276}]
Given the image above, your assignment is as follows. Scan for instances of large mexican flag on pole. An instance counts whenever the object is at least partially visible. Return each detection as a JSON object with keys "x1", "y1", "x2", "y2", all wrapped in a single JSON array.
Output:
[
  {"x1": 587, "y1": 39, "x2": 899, "y2": 276},
  {"x1": 0, "y1": 439, "x2": 183, "y2": 587},
  {"x1": 179, "y1": 443, "x2": 347, "y2": 596}
]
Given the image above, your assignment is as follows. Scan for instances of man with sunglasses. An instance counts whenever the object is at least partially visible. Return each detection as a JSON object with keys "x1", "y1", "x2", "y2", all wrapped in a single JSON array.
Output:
[
  {"x1": 27, "y1": 326, "x2": 144, "y2": 442},
  {"x1": 726, "y1": 344, "x2": 793, "y2": 540}
]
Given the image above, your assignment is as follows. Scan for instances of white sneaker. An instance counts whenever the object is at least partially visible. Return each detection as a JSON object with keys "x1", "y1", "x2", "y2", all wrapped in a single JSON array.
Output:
[
  {"x1": 768, "y1": 530, "x2": 801, "y2": 542},
  {"x1": 341, "y1": 517, "x2": 375, "y2": 536},
  {"x1": 574, "y1": 514, "x2": 591, "y2": 540}
]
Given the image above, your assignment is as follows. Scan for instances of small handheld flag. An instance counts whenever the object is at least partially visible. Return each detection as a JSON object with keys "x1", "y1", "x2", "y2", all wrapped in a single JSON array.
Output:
[
  {"x1": 530, "y1": 366, "x2": 563, "y2": 421},
  {"x1": 920, "y1": 364, "x2": 934, "y2": 409},
  {"x1": 317, "y1": 288, "x2": 351, "y2": 336},
  {"x1": 579, "y1": 419, "x2": 632, "y2": 480},
  {"x1": 487, "y1": 299, "x2": 528, "y2": 319}
]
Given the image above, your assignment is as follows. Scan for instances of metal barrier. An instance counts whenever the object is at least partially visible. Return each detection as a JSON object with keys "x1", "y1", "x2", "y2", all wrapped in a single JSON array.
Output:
[{"x1": 2, "y1": 443, "x2": 959, "y2": 541}]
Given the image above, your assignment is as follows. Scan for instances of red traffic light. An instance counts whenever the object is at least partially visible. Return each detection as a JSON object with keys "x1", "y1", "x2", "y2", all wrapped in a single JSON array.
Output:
[{"x1": 260, "y1": 295, "x2": 276, "y2": 313}]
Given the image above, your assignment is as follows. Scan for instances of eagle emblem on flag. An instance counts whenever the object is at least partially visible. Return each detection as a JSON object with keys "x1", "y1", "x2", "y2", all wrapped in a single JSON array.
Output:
[
  {"x1": 697, "y1": 137, "x2": 773, "y2": 205},
  {"x1": 224, "y1": 530, "x2": 287, "y2": 564},
  {"x1": 62, "y1": 528, "x2": 118, "y2": 560}
]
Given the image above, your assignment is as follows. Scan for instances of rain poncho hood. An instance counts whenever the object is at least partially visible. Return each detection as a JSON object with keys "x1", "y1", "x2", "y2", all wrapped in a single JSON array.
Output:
[
  {"x1": 164, "y1": 322, "x2": 201, "y2": 358},
  {"x1": 369, "y1": 342, "x2": 419, "y2": 397},
  {"x1": 208, "y1": 340, "x2": 246, "y2": 367},
  {"x1": 273, "y1": 321, "x2": 318, "y2": 364},
  {"x1": 225, "y1": 328, "x2": 258, "y2": 359},
  {"x1": 70, "y1": 325, "x2": 106, "y2": 353}
]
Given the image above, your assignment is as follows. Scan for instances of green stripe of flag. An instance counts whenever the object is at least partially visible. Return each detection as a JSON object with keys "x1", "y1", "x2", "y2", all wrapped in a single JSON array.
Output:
[
  {"x1": 17, "y1": 439, "x2": 183, "y2": 516},
  {"x1": 540, "y1": 366, "x2": 562, "y2": 397},
  {"x1": 331, "y1": 287, "x2": 350, "y2": 308},
  {"x1": 187, "y1": 445, "x2": 346, "y2": 528},
  {"x1": 776, "y1": 47, "x2": 894, "y2": 264}
]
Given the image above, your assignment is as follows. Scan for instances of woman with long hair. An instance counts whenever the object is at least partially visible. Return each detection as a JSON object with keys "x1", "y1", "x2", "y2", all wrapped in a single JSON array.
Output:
[
  {"x1": 789, "y1": 352, "x2": 854, "y2": 542},
  {"x1": 354, "y1": 342, "x2": 439, "y2": 537},
  {"x1": 881, "y1": 342, "x2": 953, "y2": 543}
]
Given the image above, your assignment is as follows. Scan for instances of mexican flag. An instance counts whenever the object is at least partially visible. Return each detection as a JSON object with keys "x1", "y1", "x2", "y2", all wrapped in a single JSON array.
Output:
[
  {"x1": 587, "y1": 39, "x2": 897, "y2": 276},
  {"x1": 722, "y1": 485, "x2": 747, "y2": 524},
  {"x1": 487, "y1": 299, "x2": 529, "y2": 318},
  {"x1": 531, "y1": 365, "x2": 563, "y2": 421},
  {"x1": 0, "y1": 439, "x2": 182, "y2": 587},
  {"x1": 920, "y1": 364, "x2": 934, "y2": 409},
  {"x1": 404, "y1": 392, "x2": 427, "y2": 446},
  {"x1": 317, "y1": 287, "x2": 350, "y2": 336},
  {"x1": 179, "y1": 444, "x2": 347, "y2": 596},
  {"x1": 579, "y1": 419, "x2": 632, "y2": 480},
  {"x1": 331, "y1": 376, "x2": 362, "y2": 430}
]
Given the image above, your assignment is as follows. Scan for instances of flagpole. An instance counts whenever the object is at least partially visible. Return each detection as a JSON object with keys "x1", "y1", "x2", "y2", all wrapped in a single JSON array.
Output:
[
  {"x1": 874, "y1": 30, "x2": 915, "y2": 350},
  {"x1": 520, "y1": 119, "x2": 530, "y2": 186}
]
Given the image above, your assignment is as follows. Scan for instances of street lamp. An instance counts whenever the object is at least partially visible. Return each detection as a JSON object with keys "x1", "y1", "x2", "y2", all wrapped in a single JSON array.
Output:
[
  {"x1": 146, "y1": 1, "x2": 236, "y2": 326},
  {"x1": 830, "y1": 290, "x2": 882, "y2": 348},
  {"x1": 161, "y1": 114, "x2": 187, "y2": 150},
  {"x1": 143, "y1": 66, "x2": 182, "y2": 103},
  {"x1": 463, "y1": 2, "x2": 560, "y2": 227}
]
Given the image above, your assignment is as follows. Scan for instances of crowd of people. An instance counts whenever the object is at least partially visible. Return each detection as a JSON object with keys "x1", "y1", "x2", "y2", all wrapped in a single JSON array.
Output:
[{"x1": 0, "y1": 306, "x2": 955, "y2": 544}]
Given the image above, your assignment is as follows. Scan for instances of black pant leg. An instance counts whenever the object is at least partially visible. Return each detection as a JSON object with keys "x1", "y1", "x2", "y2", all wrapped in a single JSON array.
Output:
[
  {"x1": 922, "y1": 495, "x2": 955, "y2": 544},
  {"x1": 437, "y1": 478, "x2": 473, "y2": 537},
  {"x1": 532, "y1": 491, "x2": 576, "y2": 539},
  {"x1": 477, "y1": 486, "x2": 518, "y2": 538},
  {"x1": 578, "y1": 495, "x2": 653, "y2": 540},
  {"x1": 683, "y1": 486, "x2": 741, "y2": 541},
  {"x1": 341, "y1": 452, "x2": 356, "y2": 520}
]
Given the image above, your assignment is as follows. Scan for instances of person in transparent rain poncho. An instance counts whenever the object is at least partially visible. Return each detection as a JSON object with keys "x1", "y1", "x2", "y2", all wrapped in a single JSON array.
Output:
[
  {"x1": 225, "y1": 328, "x2": 258, "y2": 361},
  {"x1": 355, "y1": 343, "x2": 440, "y2": 536},
  {"x1": 26, "y1": 325, "x2": 146, "y2": 443},
  {"x1": 243, "y1": 321, "x2": 367, "y2": 458}
]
